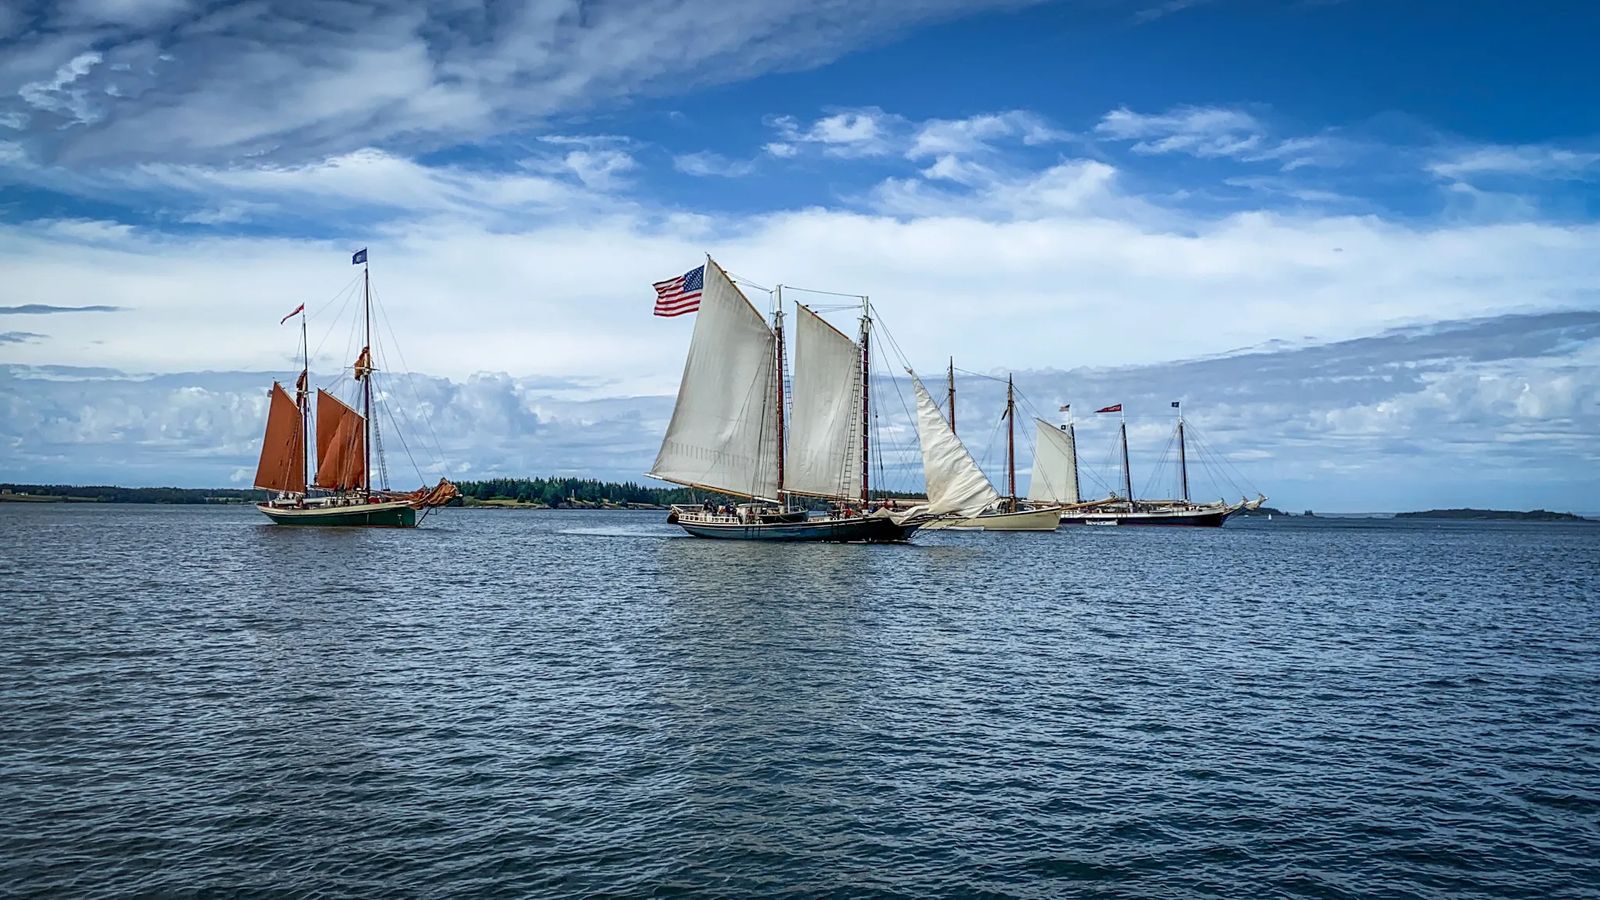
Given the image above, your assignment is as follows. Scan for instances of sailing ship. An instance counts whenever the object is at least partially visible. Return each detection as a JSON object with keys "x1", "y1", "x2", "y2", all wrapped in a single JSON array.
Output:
[
  {"x1": 253, "y1": 250, "x2": 459, "y2": 527},
  {"x1": 919, "y1": 362, "x2": 1061, "y2": 531},
  {"x1": 648, "y1": 258, "x2": 998, "y2": 541},
  {"x1": 1054, "y1": 403, "x2": 1264, "y2": 526}
]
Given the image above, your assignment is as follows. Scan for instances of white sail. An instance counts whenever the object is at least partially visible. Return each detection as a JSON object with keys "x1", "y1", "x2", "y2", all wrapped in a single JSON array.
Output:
[
  {"x1": 912, "y1": 376, "x2": 1000, "y2": 517},
  {"x1": 786, "y1": 304, "x2": 863, "y2": 499},
  {"x1": 1026, "y1": 419, "x2": 1079, "y2": 504},
  {"x1": 649, "y1": 260, "x2": 781, "y2": 499}
]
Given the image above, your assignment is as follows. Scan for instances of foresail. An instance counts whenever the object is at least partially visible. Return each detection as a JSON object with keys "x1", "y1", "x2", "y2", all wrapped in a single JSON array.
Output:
[
  {"x1": 786, "y1": 304, "x2": 863, "y2": 499},
  {"x1": 649, "y1": 260, "x2": 780, "y2": 500},
  {"x1": 912, "y1": 376, "x2": 1000, "y2": 517},
  {"x1": 254, "y1": 382, "x2": 306, "y2": 494},
  {"x1": 1026, "y1": 419, "x2": 1079, "y2": 504}
]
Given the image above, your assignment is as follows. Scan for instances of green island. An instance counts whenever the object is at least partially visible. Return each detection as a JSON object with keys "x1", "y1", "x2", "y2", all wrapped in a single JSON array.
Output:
[
  {"x1": 0, "y1": 478, "x2": 922, "y2": 510},
  {"x1": 1394, "y1": 508, "x2": 1592, "y2": 522}
]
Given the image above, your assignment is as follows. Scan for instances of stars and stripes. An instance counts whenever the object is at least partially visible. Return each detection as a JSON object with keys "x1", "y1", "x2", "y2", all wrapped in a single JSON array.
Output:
[
  {"x1": 279, "y1": 303, "x2": 305, "y2": 324},
  {"x1": 1058, "y1": 404, "x2": 1070, "y2": 412},
  {"x1": 653, "y1": 265, "x2": 705, "y2": 317},
  {"x1": 1095, "y1": 404, "x2": 1122, "y2": 413}
]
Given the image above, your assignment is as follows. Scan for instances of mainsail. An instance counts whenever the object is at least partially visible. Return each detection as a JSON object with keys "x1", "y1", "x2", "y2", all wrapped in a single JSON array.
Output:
[
  {"x1": 911, "y1": 376, "x2": 1000, "y2": 517},
  {"x1": 314, "y1": 388, "x2": 366, "y2": 491},
  {"x1": 786, "y1": 304, "x2": 863, "y2": 499},
  {"x1": 649, "y1": 260, "x2": 780, "y2": 500},
  {"x1": 253, "y1": 382, "x2": 306, "y2": 494},
  {"x1": 1026, "y1": 419, "x2": 1079, "y2": 505}
]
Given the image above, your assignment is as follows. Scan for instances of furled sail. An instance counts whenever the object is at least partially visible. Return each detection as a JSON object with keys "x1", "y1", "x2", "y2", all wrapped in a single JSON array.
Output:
[
  {"x1": 254, "y1": 382, "x2": 306, "y2": 494},
  {"x1": 314, "y1": 388, "x2": 366, "y2": 491},
  {"x1": 649, "y1": 260, "x2": 780, "y2": 500},
  {"x1": 911, "y1": 376, "x2": 1000, "y2": 517},
  {"x1": 1026, "y1": 419, "x2": 1079, "y2": 504},
  {"x1": 786, "y1": 304, "x2": 863, "y2": 499}
]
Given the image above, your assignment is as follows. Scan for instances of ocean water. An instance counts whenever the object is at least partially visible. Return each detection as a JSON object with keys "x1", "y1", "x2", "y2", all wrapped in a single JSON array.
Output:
[{"x1": 2, "y1": 504, "x2": 1597, "y2": 898}]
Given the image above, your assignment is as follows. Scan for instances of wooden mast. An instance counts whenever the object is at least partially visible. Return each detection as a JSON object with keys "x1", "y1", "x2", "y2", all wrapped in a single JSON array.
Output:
[
  {"x1": 362, "y1": 257, "x2": 371, "y2": 497},
  {"x1": 300, "y1": 309, "x2": 310, "y2": 491},
  {"x1": 947, "y1": 357, "x2": 956, "y2": 434},
  {"x1": 1119, "y1": 410, "x2": 1133, "y2": 503},
  {"x1": 773, "y1": 286, "x2": 786, "y2": 506},
  {"x1": 1006, "y1": 375, "x2": 1017, "y2": 510},
  {"x1": 859, "y1": 297, "x2": 871, "y2": 506},
  {"x1": 1176, "y1": 402, "x2": 1189, "y2": 503}
]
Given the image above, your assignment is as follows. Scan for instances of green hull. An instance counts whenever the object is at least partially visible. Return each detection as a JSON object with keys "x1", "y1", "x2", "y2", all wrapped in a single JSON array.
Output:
[{"x1": 257, "y1": 502, "x2": 416, "y2": 528}]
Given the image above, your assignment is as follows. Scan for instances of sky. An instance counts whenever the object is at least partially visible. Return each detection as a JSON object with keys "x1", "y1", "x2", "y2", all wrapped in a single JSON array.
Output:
[{"x1": 1, "y1": 0, "x2": 1597, "y2": 512}]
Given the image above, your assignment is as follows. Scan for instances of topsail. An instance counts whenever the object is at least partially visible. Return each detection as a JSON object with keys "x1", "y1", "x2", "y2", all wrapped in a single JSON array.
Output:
[{"x1": 648, "y1": 259, "x2": 781, "y2": 500}]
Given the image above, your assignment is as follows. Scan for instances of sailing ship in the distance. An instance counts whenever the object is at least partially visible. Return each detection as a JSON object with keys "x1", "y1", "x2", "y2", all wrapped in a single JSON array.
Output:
[{"x1": 252, "y1": 249, "x2": 459, "y2": 527}]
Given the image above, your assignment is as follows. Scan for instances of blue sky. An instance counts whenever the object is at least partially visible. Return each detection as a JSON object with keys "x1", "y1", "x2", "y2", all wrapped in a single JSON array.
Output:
[{"x1": 1, "y1": 0, "x2": 1597, "y2": 511}]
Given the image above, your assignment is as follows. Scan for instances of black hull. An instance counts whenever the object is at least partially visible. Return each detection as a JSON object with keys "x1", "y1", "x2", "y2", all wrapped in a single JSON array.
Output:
[
  {"x1": 675, "y1": 514, "x2": 921, "y2": 542},
  {"x1": 1060, "y1": 507, "x2": 1237, "y2": 527}
]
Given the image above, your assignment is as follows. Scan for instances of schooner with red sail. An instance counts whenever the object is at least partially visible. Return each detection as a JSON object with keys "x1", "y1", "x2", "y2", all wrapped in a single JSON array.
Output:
[{"x1": 252, "y1": 249, "x2": 458, "y2": 527}]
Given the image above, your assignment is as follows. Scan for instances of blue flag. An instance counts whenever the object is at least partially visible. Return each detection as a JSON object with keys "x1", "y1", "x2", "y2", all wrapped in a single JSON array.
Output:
[
  {"x1": 352, "y1": 248, "x2": 367, "y2": 265},
  {"x1": 1171, "y1": 401, "x2": 1181, "y2": 408}
]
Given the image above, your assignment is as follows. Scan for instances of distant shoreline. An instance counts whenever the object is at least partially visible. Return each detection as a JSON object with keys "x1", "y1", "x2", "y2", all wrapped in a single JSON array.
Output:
[{"x1": 1, "y1": 485, "x2": 1592, "y2": 521}]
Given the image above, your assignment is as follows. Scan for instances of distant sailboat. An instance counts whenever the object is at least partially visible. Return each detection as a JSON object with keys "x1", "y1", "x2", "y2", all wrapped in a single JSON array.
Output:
[
  {"x1": 919, "y1": 361, "x2": 1061, "y2": 531},
  {"x1": 254, "y1": 250, "x2": 459, "y2": 527},
  {"x1": 1058, "y1": 402, "x2": 1264, "y2": 527},
  {"x1": 649, "y1": 258, "x2": 998, "y2": 540}
]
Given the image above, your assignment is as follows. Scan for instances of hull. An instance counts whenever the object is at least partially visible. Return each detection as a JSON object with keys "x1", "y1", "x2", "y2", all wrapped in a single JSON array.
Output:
[
  {"x1": 1059, "y1": 505, "x2": 1238, "y2": 527},
  {"x1": 675, "y1": 514, "x2": 921, "y2": 543},
  {"x1": 922, "y1": 506, "x2": 1062, "y2": 532},
  {"x1": 257, "y1": 500, "x2": 416, "y2": 528}
]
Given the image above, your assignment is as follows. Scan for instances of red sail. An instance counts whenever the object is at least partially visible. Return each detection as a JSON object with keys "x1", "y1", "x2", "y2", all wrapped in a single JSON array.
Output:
[
  {"x1": 314, "y1": 389, "x2": 366, "y2": 492},
  {"x1": 254, "y1": 382, "x2": 306, "y2": 494}
]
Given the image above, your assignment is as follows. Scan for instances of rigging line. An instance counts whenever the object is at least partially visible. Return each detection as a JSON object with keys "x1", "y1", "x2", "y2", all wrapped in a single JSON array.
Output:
[
  {"x1": 306, "y1": 274, "x2": 363, "y2": 362},
  {"x1": 368, "y1": 279, "x2": 448, "y2": 468},
  {"x1": 369, "y1": 336, "x2": 427, "y2": 487},
  {"x1": 726, "y1": 272, "x2": 772, "y2": 294},
  {"x1": 1191, "y1": 423, "x2": 1259, "y2": 495},
  {"x1": 782, "y1": 285, "x2": 867, "y2": 299}
]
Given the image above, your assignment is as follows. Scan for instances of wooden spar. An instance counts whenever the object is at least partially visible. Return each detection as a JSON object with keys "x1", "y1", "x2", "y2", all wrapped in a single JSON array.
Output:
[
  {"x1": 1068, "y1": 420, "x2": 1081, "y2": 503},
  {"x1": 1177, "y1": 405, "x2": 1189, "y2": 502},
  {"x1": 773, "y1": 287, "x2": 786, "y2": 505},
  {"x1": 300, "y1": 309, "x2": 311, "y2": 492},
  {"x1": 1006, "y1": 375, "x2": 1016, "y2": 509},
  {"x1": 1119, "y1": 412, "x2": 1134, "y2": 502},
  {"x1": 947, "y1": 357, "x2": 956, "y2": 435},
  {"x1": 362, "y1": 261, "x2": 371, "y2": 496},
  {"x1": 645, "y1": 473, "x2": 772, "y2": 503},
  {"x1": 860, "y1": 297, "x2": 871, "y2": 505}
]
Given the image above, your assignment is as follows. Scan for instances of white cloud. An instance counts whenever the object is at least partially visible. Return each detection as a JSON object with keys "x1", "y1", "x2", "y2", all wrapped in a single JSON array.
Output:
[
  {"x1": 908, "y1": 110, "x2": 1067, "y2": 159},
  {"x1": 674, "y1": 151, "x2": 757, "y2": 178},
  {"x1": 0, "y1": 0, "x2": 1028, "y2": 165},
  {"x1": 767, "y1": 109, "x2": 899, "y2": 158},
  {"x1": 1428, "y1": 144, "x2": 1600, "y2": 180}
]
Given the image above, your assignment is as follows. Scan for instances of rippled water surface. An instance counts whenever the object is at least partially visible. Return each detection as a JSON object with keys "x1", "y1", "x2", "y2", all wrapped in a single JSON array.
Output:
[{"x1": 3, "y1": 504, "x2": 1598, "y2": 897}]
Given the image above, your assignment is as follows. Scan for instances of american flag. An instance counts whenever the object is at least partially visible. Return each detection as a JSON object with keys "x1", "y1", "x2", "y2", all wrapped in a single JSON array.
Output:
[{"x1": 653, "y1": 265, "x2": 705, "y2": 317}]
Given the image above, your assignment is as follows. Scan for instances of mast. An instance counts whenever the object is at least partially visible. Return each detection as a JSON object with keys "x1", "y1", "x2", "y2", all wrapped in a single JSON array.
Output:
[
  {"x1": 1068, "y1": 414, "x2": 1081, "y2": 504},
  {"x1": 1005, "y1": 375, "x2": 1017, "y2": 510},
  {"x1": 1119, "y1": 409, "x2": 1134, "y2": 503},
  {"x1": 947, "y1": 357, "x2": 956, "y2": 434},
  {"x1": 1176, "y1": 402, "x2": 1189, "y2": 502},
  {"x1": 859, "y1": 296, "x2": 871, "y2": 505},
  {"x1": 301, "y1": 309, "x2": 310, "y2": 491},
  {"x1": 773, "y1": 285, "x2": 786, "y2": 504},
  {"x1": 362, "y1": 258, "x2": 371, "y2": 496}
]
